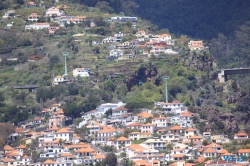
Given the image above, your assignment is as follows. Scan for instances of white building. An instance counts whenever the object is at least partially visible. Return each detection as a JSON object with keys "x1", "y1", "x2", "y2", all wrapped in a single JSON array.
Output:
[
  {"x1": 155, "y1": 100, "x2": 187, "y2": 115},
  {"x1": 111, "y1": 16, "x2": 137, "y2": 23},
  {"x1": 53, "y1": 128, "x2": 73, "y2": 141},
  {"x1": 81, "y1": 102, "x2": 126, "y2": 122},
  {"x1": 53, "y1": 75, "x2": 65, "y2": 85},
  {"x1": 73, "y1": 68, "x2": 90, "y2": 77},
  {"x1": 28, "y1": 13, "x2": 40, "y2": 22},
  {"x1": 46, "y1": 7, "x2": 63, "y2": 17},
  {"x1": 25, "y1": 22, "x2": 50, "y2": 30},
  {"x1": 152, "y1": 116, "x2": 171, "y2": 128},
  {"x1": 109, "y1": 49, "x2": 123, "y2": 58},
  {"x1": 188, "y1": 40, "x2": 204, "y2": 51}
]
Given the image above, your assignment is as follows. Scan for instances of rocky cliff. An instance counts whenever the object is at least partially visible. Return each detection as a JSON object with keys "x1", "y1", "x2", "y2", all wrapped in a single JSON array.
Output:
[
  {"x1": 196, "y1": 106, "x2": 238, "y2": 133},
  {"x1": 124, "y1": 66, "x2": 158, "y2": 91}
]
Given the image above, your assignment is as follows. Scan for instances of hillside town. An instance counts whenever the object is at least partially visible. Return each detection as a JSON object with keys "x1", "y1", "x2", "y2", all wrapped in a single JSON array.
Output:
[
  {"x1": 0, "y1": 98, "x2": 250, "y2": 166},
  {"x1": 1, "y1": 1, "x2": 250, "y2": 166}
]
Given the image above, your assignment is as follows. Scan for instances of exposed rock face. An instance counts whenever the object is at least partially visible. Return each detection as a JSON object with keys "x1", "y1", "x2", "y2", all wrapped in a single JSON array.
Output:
[
  {"x1": 124, "y1": 66, "x2": 158, "y2": 91},
  {"x1": 197, "y1": 106, "x2": 238, "y2": 133},
  {"x1": 187, "y1": 54, "x2": 213, "y2": 71}
]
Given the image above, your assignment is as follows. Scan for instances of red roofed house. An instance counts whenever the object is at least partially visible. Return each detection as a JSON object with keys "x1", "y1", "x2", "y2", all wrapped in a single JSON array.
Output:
[
  {"x1": 115, "y1": 136, "x2": 131, "y2": 149},
  {"x1": 97, "y1": 126, "x2": 116, "y2": 143},
  {"x1": 238, "y1": 149, "x2": 250, "y2": 157},
  {"x1": 234, "y1": 130, "x2": 248, "y2": 142},
  {"x1": 203, "y1": 148, "x2": 217, "y2": 158},
  {"x1": 49, "y1": 109, "x2": 65, "y2": 128},
  {"x1": 152, "y1": 116, "x2": 171, "y2": 127},
  {"x1": 140, "y1": 123, "x2": 156, "y2": 133},
  {"x1": 188, "y1": 40, "x2": 204, "y2": 51},
  {"x1": 112, "y1": 107, "x2": 128, "y2": 117}
]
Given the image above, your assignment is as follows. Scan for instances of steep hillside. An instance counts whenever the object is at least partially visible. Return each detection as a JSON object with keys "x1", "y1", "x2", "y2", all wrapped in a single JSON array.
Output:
[{"x1": 133, "y1": 0, "x2": 250, "y2": 39}]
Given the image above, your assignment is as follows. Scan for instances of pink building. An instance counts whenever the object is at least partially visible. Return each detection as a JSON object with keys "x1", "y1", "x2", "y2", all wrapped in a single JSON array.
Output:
[{"x1": 49, "y1": 109, "x2": 65, "y2": 128}]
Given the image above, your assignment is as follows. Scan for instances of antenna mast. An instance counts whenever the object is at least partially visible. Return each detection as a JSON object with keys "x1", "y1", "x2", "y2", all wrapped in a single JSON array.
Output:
[
  {"x1": 62, "y1": 52, "x2": 69, "y2": 76},
  {"x1": 162, "y1": 76, "x2": 170, "y2": 103}
]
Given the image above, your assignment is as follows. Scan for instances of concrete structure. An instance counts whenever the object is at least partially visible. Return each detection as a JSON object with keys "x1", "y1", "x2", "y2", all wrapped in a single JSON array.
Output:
[
  {"x1": 218, "y1": 68, "x2": 250, "y2": 83},
  {"x1": 73, "y1": 68, "x2": 90, "y2": 77},
  {"x1": 110, "y1": 16, "x2": 137, "y2": 23},
  {"x1": 25, "y1": 23, "x2": 50, "y2": 30},
  {"x1": 28, "y1": 13, "x2": 40, "y2": 22}
]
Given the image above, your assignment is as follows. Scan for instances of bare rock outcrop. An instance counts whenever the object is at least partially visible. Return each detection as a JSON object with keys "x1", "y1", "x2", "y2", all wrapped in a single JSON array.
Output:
[{"x1": 197, "y1": 106, "x2": 238, "y2": 133}]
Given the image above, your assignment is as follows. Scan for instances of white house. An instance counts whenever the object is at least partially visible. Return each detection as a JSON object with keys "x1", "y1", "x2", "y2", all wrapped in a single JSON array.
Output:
[
  {"x1": 112, "y1": 107, "x2": 128, "y2": 117},
  {"x1": 81, "y1": 102, "x2": 126, "y2": 121},
  {"x1": 115, "y1": 136, "x2": 131, "y2": 149},
  {"x1": 28, "y1": 13, "x2": 40, "y2": 22},
  {"x1": 25, "y1": 22, "x2": 50, "y2": 30},
  {"x1": 140, "y1": 123, "x2": 155, "y2": 133},
  {"x1": 53, "y1": 75, "x2": 65, "y2": 85},
  {"x1": 53, "y1": 128, "x2": 73, "y2": 141},
  {"x1": 152, "y1": 116, "x2": 171, "y2": 128},
  {"x1": 46, "y1": 7, "x2": 63, "y2": 17},
  {"x1": 155, "y1": 100, "x2": 186, "y2": 115},
  {"x1": 109, "y1": 49, "x2": 123, "y2": 58},
  {"x1": 73, "y1": 68, "x2": 90, "y2": 77},
  {"x1": 142, "y1": 138, "x2": 166, "y2": 151},
  {"x1": 110, "y1": 16, "x2": 137, "y2": 23},
  {"x1": 188, "y1": 40, "x2": 204, "y2": 51}
]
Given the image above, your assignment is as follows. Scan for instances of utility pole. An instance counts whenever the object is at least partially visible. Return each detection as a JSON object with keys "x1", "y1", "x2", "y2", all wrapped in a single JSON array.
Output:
[
  {"x1": 62, "y1": 52, "x2": 69, "y2": 76},
  {"x1": 162, "y1": 76, "x2": 170, "y2": 103}
]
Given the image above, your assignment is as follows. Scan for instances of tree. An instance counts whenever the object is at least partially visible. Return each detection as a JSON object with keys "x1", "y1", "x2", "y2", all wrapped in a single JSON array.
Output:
[
  {"x1": 105, "y1": 108, "x2": 112, "y2": 117},
  {"x1": 49, "y1": 55, "x2": 60, "y2": 65},
  {"x1": 103, "y1": 152, "x2": 117, "y2": 166},
  {"x1": 93, "y1": 17, "x2": 106, "y2": 27},
  {"x1": 103, "y1": 80, "x2": 116, "y2": 92},
  {"x1": 95, "y1": 1, "x2": 114, "y2": 13},
  {"x1": 63, "y1": 99, "x2": 82, "y2": 118},
  {"x1": 92, "y1": 46, "x2": 100, "y2": 54}
]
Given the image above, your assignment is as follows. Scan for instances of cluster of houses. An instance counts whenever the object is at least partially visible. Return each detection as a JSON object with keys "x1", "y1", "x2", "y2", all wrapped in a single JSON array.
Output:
[
  {"x1": 105, "y1": 30, "x2": 206, "y2": 60},
  {"x1": 1, "y1": 100, "x2": 250, "y2": 166}
]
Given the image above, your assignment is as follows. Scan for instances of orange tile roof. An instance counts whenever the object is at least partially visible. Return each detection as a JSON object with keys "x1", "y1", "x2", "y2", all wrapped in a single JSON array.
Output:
[
  {"x1": 190, "y1": 135, "x2": 202, "y2": 139},
  {"x1": 54, "y1": 109, "x2": 64, "y2": 115},
  {"x1": 181, "y1": 111, "x2": 192, "y2": 117},
  {"x1": 94, "y1": 154, "x2": 105, "y2": 159},
  {"x1": 15, "y1": 127, "x2": 24, "y2": 133},
  {"x1": 235, "y1": 131, "x2": 248, "y2": 136},
  {"x1": 129, "y1": 132, "x2": 141, "y2": 134},
  {"x1": 196, "y1": 155, "x2": 205, "y2": 163},
  {"x1": 203, "y1": 148, "x2": 216, "y2": 153},
  {"x1": 113, "y1": 107, "x2": 128, "y2": 111},
  {"x1": 134, "y1": 160, "x2": 159, "y2": 166},
  {"x1": 185, "y1": 128, "x2": 196, "y2": 132},
  {"x1": 172, "y1": 154, "x2": 184, "y2": 158},
  {"x1": 126, "y1": 122, "x2": 142, "y2": 127},
  {"x1": 17, "y1": 145, "x2": 26, "y2": 149},
  {"x1": 76, "y1": 147, "x2": 95, "y2": 153},
  {"x1": 43, "y1": 159, "x2": 56, "y2": 164},
  {"x1": 99, "y1": 126, "x2": 116, "y2": 133},
  {"x1": 238, "y1": 149, "x2": 250, "y2": 153},
  {"x1": 169, "y1": 125, "x2": 183, "y2": 130},
  {"x1": 137, "y1": 112, "x2": 153, "y2": 118},
  {"x1": 3, "y1": 145, "x2": 14, "y2": 151},
  {"x1": 6, "y1": 150, "x2": 20, "y2": 156},
  {"x1": 61, "y1": 152, "x2": 74, "y2": 157},
  {"x1": 3, "y1": 157, "x2": 15, "y2": 162},
  {"x1": 218, "y1": 149, "x2": 228, "y2": 154},
  {"x1": 49, "y1": 126, "x2": 59, "y2": 131},
  {"x1": 87, "y1": 121, "x2": 102, "y2": 127},
  {"x1": 23, "y1": 155, "x2": 29, "y2": 159},
  {"x1": 116, "y1": 136, "x2": 130, "y2": 141},
  {"x1": 204, "y1": 142, "x2": 222, "y2": 148},
  {"x1": 153, "y1": 116, "x2": 169, "y2": 120},
  {"x1": 56, "y1": 128, "x2": 70, "y2": 133}
]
